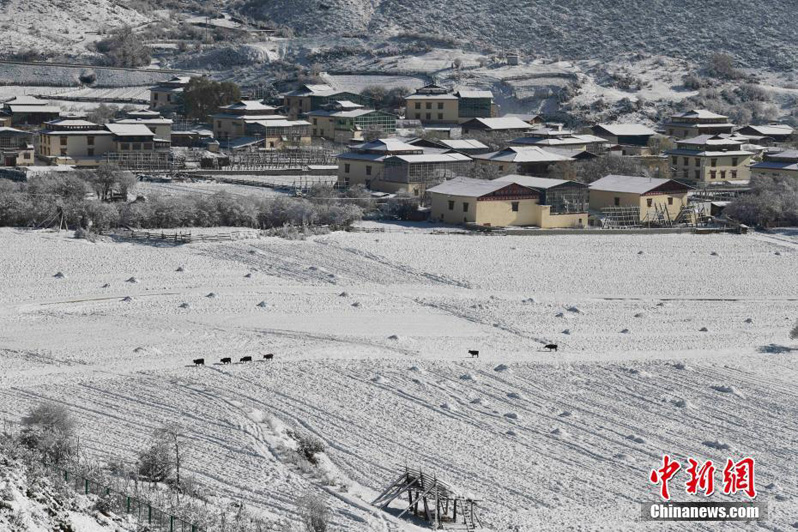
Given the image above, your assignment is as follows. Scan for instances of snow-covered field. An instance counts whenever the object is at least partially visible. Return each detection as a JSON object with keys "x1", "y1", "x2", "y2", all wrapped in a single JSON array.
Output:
[{"x1": 1, "y1": 228, "x2": 796, "y2": 530}]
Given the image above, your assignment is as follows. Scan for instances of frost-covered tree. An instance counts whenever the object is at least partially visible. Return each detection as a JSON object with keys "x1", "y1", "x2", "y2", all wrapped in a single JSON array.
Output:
[{"x1": 19, "y1": 403, "x2": 78, "y2": 465}]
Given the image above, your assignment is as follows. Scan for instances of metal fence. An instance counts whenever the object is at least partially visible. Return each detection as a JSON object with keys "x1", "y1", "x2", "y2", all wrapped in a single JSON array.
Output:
[{"x1": 57, "y1": 468, "x2": 205, "y2": 532}]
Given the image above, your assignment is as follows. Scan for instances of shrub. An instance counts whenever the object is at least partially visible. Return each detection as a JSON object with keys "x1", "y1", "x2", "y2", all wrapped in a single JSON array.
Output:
[
  {"x1": 705, "y1": 53, "x2": 742, "y2": 80},
  {"x1": 95, "y1": 26, "x2": 151, "y2": 67},
  {"x1": 724, "y1": 175, "x2": 798, "y2": 227},
  {"x1": 137, "y1": 438, "x2": 174, "y2": 483},
  {"x1": 791, "y1": 321, "x2": 798, "y2": 340},
  {"x1": 296, "y1": 492, "x2": 329, "y2": 532},
  {"x1": 289, "y1": 431, "x2": 325, "y2": 465},
  {"x1": 19, "y1": 404, "x2": 78, "y2": 466}
]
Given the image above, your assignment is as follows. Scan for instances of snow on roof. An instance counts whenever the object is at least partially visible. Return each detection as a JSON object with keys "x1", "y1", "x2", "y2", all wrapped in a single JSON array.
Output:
[
  {"x1": 220, "y1": 100, "x2": 277, "y2": 111},
  {"x1": 752, "y1": 161, "x2": 798, "y2": 171},
  {"x1": 46, "y1": 119, "x2": 97, "y2": 127},
  {"x1": 677, "y1": 134, "x2": 743, "y2": 146},
  {"x1": 473, "y1": 146, "x2": 572, "y2": 163},
  {"x1": 3, "y1": 95, "x2": 49, "y2": 105},
  {"x1": 0, "y1": 127, "x2": 29, "y2": 135},
  {"x1": 115, "y1": 117, "x2": 173, "y2": 125},
  {"x1": 466, "y1": 117, "x2": 531, "y2": 131},
  {"x1": 353, "y1": 138, "x2": 420, "y2": 152},
  {"x1": 250, "y1": 119, "x2": 310, "y2": 128},
  {"x1": 590, "y1": 175, "x2": 689, "y2": 194},
  {"x1": 388, "y1": 153, "x2": 471, "y2": 164},
  {"x1": 740, "y1": 124, "x2": 794, "y2": 136},
  {"x1": 456, "y1": 90, "x2": 494, "y2": 99},
  {"x1": 105, "y1": 123, "x2": 156, "y2": 137},
  {"x1": 405, "y1": 93, "x2": 459, "y2": 100},
  {"x1": 495, "y1": 175, "x2": 581, "y2": 189},
  {"x1": 439, "y1": 139, "x2": 489, "y2": 150},
  {"x1": 765, "y1": 149, "x2": 798, "y2": 161},
  {"x1": 335, "y1": 100, "x2": 364, "y2": 109},
  {"x1": 428, "y1": 177, "x2": 534, "y2": 197},
  {"x1": 673, "y1": 109, "x2": 728, "y2": 120},
  {"x1": 8, "y1": 105, "x2": 60, "y2": 114},
  {"x1": 594, "y1": 124, "x2": 656, "y2": 136}
]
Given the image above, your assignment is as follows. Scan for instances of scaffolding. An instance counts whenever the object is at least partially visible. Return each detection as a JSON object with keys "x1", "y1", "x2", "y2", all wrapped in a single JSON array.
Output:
[
  {"x1": 373, "y1": 467, "x2": 482, "y2": 530},
  {"x1": 599, "y1": 206, "x2": 642, "y2": 229}
]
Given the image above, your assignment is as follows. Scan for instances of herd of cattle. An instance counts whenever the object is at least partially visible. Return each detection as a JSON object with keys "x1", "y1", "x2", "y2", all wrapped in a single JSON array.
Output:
[
  {"x1": 194, "y1": 346, "x2": 559, "y2": 366},
  {"x1": 193, "y1": 353, "x2": 274, "y2": 366}
]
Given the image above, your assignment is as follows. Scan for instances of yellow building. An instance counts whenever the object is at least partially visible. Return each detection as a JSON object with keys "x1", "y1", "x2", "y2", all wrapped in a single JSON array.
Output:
[
  {"x1": 150, "y1": 76, "x2": 190, "y2": 110},
  {"x1": 589, "y1": 175, "x2": 692, "y2": 221},
  {"x1": 38, "y1": 120, "x2": 170, "y2": 166},
  {"x1": 667, "y1": 134, "x2": 754, "y2": 183},
  {"x1": 306, "y1": 101, "x2": 397, "y2": 143},
  {"x1": 0, "y1": 127, "x2": 34, "y2": 166},
  {"x1": 405, "y1": 84, "x2": 459, "y2": 124},
  {"x1": 471, "y1": 146, "x2": 573, "y2": 177},
  {"x1": 428, "y1": 177, "x2": 542, "y2": 226},
  {"x1": 211, "y1": 100, "x2": 282, "y2": 140},
  {"x1": 337, "y1": 138, "x2": 472, "y2": 195},
  {"x1": 494, "y1": 175, "x2": 589, "y2": 228},
  {"x1": 283, "y1": 84, "x2": 369, "y2": 120},
  {"x1": 113, "y1": 116, "x2": 173, "y2": 141},
  {"x1": 662, "y1": 109, "x2": 734, "y2": 139},
  {"x1": 750, "y1": 149, "x2": 798, "y2": 180}
]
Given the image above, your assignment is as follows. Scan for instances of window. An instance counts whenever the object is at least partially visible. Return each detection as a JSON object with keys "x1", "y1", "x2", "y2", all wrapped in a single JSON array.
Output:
[
  {"x1": 614, "y1": 197, "x2": 620, "y2": 206},
  {"x1": 415, "y1": 103, "x2": 421, "y2": 110},
  {"x1": 668, "y1": 197, "x2": 674, "y2": 205},
  {"x1": 438, "y1": 113, "x2": 443, "y2": 120},
  {"x1": 87, "y1": 148, "x2": 94, "y2": 156},
  {"x1": 463, "y1": 202, "x2": 469, "y2": 212},
  {"x1": 60, "y1": 148, "x2": 66, "y2": 156},
  {"x1": 448, "y1": 200, "x2": 454, "y2": 211},
  {"x1": 711, "y1": 158, "x2": 717, "y2": 167},
  {"x1": 415, "y1": 113, "x2": 421, "y2": 119},
  {"x1": 731, "y1": 170, "x2": 737, "y2": 179},
  {"x1": 426, "y1": 102, "x2": 432, "y2": 110},
  {"x1": 426, "y1": 113, "x2": 431, "y2": 120},
  {"x1": 366, "y1": 165, "x2": 372, "y2": 176},
  {"x1": 646, "y1": 198, "x2": 653, "y2": 207},
  {"x1": 60, "y1": 136, "x2": 67, "y2": 146},
  {"x1": 166, "y1": 94, "x2": 171, "y2": 103},
  {"x1": 682, "y1": 169, "x2": 688, "y2": 179},
  {"x1": 144, "y1": 143, "x2": 152, "y2": 150},
  {"x1": 511, "y1": 202, "x2": 519, "y2": 212},
  {"x1": 710, "y1": 170, "x2": 717, "y2": 179},
  {"x1": 344, "y1": 163, "x2": 350, "y2": 173},
  {"x1": 313, "y1": 129, "x2": 317, "y2": 136},
  {"x1": 313, "y1": 118, "x2": 317, "y2": 125},
  {"x1": 216, "y1": 121, "x2": 221, "y2": 129},
  {"x1": 720, "y1": 170, "x2": 726, "y2": 179},
  {"x1": 671, "y1": 156, "x2": 677, "y2": 166},
  {"x1": 343, "y1": 177, "x2": 350, "y2": 186},
  {"x1": 732, "y1": 157, "x2": 738, "y2": 166},
  {"x1": 683, "y1": 157, "x2": 688, "y2": 166},
  {"x1": 87, "y1": 136, "x2": 94, "y2": 145},
  {"x1": 695, "y1": 158, "x2": 700, "y2": 167},
  {"x1": 437, "y1": 102, "x2": 444, "y2": 110},
  {"x1": 120, "y1": 143, "x2": 129, "y2": 150},
  {"x1": 695, "y1": 170, "x2": 700, "y2": 180}
]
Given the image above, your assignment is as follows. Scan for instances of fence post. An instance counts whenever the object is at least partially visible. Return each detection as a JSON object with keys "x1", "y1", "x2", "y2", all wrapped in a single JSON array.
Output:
[
  {"x1": 127, "y1": 496, "x2": 131, "y2": 514},
  {"x1": 148, "y1": 504, "x2": 152, "y2": 524},
  {"x1": 170, "y1": 515, "x2": 175, "y2": 532},
  {"x1": 84, "y1": 478, "x2": 89, "y2": 495}
]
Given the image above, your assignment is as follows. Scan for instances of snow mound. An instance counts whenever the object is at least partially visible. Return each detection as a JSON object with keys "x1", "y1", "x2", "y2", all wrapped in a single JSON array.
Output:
[
  {"x1": 550, "y1": 428, "x2": 567, "y2": 437},
  {"x1": 126, "y1": 277, "x2": 139, "y2": 283},
  {"x1": 206, "y1": 292, "x2": 217, "y2": 298},
  {"x1": 121, "y1": 296, "x2": 134, "y2": 302},
  {"x1": 523, "y1": 297, "x2": 536, "y2": 304},
  {"x1": 408, "y1": 365, "x2": 424, "y2": 373},
  {"x1": 494, "y1": 364, "x2": 510, "y2": 372},
  {"x1": 176, "y1": 266, "x2": 185, "y2": 272},
  {"x1": 53, "y1": 272, "x2": 66, "y2": 279},
  {"x1": 620, "y1": 328, "x2": 630, "y2": 334},
  {"x1": 247, "y1": 409, "x2": 266, "y2": 423},
  {"x1": 562, "y1": 329, "x2": 571, "y2": 335},
  {"x1": 244, "y1": 272, "x2": 253, "y2": 278},
  {"x1": 699, "y1": 327, "x2": 709, "y2": 332},
  {"x1": 387, "y1": 334, "x2": 400, "y2": 341},
  {"x1": 710, "y1": 251, "x2": 719, "y2": 256},
  {"x1": 133, "y1": 346, "x2": 161, "y2": 354},
  {"x1": 506, "y1": 429, "x2": 517, "y2": 436},
  {"x1": 339, "y1": 291, "x2": 349, "y2": 297},
  {"x1": 566, "y1": 306, "x2": 582, "y2": 314},
  {"x1": 351, "y1": 302, "x2": 361, "y2": 307},
  {"x1": 179, "y1": 302, "x2": 191, "y2": 309},
  {"x1": 256, "y1": 301, "x2": 268, "y2": 308},
  {"x1": 372, "y1": 375, "x2": 388, "y2": 384},
  {"x1": 711, "y1": 385, "x2": 743, "y2": 397},
  {"x1": 744, "y1": 318, "x2": 753, "y2": 324},
  {"x1": 507, "y1": 392, "x2": 524, "y2": 400},
  {"x1": 504, "y1": 412, "x2": 519, "y2": 420},
  {"x1": 555, "y1": 312, "x2": 565, "y2": 318},
  {"x1": 558, "y1": 411, "x2": 572, "y2": 417},
  {"x1": 656, "y1": 302, "x2": 668, "y2": 307},
  {"x1": 101, "y1": 283, "x2": 110, "y2": 288},
  {"x1": 672, "y1": 362, "x2": 687, "y2": 370},
  {"x1": 459, "y1": 373, "x2": 476, "y2": 381},
  {"x1": 637, "y1": 250, "x2": 644, "y2": 255},
  {"x1": 774, "y1": 251, "x2": 781, "y2": 256},
  {"x1": 634, "y1": 313, "x2": 645, "y2": 318},
  {"x1": 670, "y1": 398, "x2": 691, "y2": 408},
  {"x1": 703, "y1": 440, "x2": 731, "y2": 450},
  {"x1": 440, "y1": 402, "x2": 455, "y2": 411},
  {"x1": 470, "y1": 397, "x2": 488, "y2": 406},
  {"x1": 626, "y1": 434, "x2": 646, "y2": 444}
]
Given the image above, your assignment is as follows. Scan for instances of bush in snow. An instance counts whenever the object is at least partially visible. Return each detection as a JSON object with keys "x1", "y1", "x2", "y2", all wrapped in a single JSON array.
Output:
[
  {"x1": 791, "y1": 320, "x2": 798, "y2": 340},
  {"x1": 288, "y1": 431, "x2": 325, "y2": 465},
  {"x1": 296, "y1": 491, "x2": 329, "y2": 532},
  {"x1": 19, "y1": 403, "x2": 78, "y2": 467}
]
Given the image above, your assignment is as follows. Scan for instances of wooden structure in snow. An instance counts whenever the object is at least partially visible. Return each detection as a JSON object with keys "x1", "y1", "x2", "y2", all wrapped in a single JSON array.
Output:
[{"x1": 373, "y1": 467, "x2": 482, "y2": 530}]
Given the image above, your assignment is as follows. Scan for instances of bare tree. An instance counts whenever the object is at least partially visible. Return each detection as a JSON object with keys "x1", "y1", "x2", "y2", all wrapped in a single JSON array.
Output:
[{"x1": 19, "y1": 403, "x2": 78, "y2": 465}]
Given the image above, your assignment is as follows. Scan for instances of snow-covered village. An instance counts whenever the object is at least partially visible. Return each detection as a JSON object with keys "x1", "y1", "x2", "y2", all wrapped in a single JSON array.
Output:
[{"x1": 0, "y1": 1, "x2": 797, "y2": 531}]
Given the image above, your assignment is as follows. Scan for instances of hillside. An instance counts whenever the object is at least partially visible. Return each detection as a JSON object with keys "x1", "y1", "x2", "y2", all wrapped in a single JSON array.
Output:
[{"x1": 243, "y1": 0, "x2": 797, "y2": 69}]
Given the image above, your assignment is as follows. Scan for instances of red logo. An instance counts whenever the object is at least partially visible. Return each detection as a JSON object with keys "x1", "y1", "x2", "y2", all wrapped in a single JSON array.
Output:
[{"x1": 650, "y1": 456, "x2": 756, "y2": 500}]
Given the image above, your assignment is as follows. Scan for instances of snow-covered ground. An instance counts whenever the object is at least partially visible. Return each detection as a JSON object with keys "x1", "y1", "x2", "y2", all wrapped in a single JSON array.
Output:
[{"x1": 0, "y1": 228, "x2": 796, "y2": 530}]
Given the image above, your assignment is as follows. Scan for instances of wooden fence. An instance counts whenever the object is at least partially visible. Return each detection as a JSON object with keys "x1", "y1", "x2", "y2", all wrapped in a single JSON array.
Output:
[{"x1": 116, "y1": 229, "x2": 263, "y2": 244}]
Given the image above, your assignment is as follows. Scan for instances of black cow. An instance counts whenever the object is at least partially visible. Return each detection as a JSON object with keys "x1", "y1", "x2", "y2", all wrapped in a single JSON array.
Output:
[
  {"x1": 263, "y1": 354, "x2": 274, "y2": 360},
  {"x1": 468, "y1": 350, "x2": 479, "y2": 358},
  {"x1": 544, "y1": 344, "x2": 558, "y2": 352},
  {"x1": 240, "y1": 356, "x2": 252, "y2": 363},
  {"x1": 193, "y1": 358, "x2": 205, "y2": 366},
  {"x1": 221, "y1": 357, "x2": 232, "y2": 365}
]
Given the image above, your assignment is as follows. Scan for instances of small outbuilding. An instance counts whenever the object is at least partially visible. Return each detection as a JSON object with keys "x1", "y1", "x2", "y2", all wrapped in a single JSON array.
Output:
[{"x1": 589, "y1": 175, "x2": 692, "y2": 223}]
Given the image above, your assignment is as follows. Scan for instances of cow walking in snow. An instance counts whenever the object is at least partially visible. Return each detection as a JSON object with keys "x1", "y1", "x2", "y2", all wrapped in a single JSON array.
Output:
[{"x1": 193, "y1": 358, "x2": 205, "y2": 366}]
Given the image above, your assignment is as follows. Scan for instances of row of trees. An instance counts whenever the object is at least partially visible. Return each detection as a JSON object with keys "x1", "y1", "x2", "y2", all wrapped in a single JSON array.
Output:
[{"x1": 724, "y1": 175, "x2": 798, "y2": 227}]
